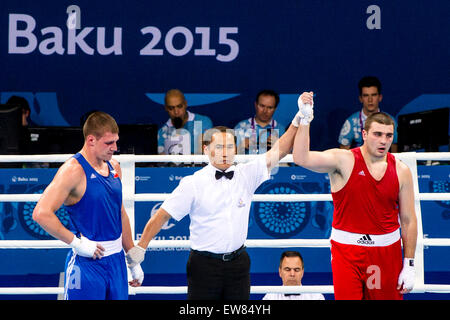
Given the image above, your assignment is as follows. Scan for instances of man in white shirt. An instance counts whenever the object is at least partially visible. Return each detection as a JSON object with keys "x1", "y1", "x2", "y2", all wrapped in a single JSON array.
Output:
[
  {"x1": 263, "y1": 251, "x2": 325, "y2": 300},
  {"x1": 126, "y1": 93, "x2": 310, "y2": 299}
]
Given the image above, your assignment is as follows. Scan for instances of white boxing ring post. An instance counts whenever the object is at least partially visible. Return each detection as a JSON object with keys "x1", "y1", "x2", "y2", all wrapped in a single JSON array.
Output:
[{"x1": 0, "y1": 152, "x2": 449, "y2": 296}]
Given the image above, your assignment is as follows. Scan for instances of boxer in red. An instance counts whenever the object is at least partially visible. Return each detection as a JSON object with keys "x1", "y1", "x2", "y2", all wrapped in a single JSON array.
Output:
[{"x1": 292, "y1": 92, "x2": 417, "y2": 300}]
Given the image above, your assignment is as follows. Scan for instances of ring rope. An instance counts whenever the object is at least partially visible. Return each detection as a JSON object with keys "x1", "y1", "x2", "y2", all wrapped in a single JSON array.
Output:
[
  {"x1": 1, "y1": 285, "x2": 450, "y2": 295},
  {"x1": 1, "y1": 193, "x2": 449, "y2": 203},
  {"x1": 0, "y1": 152, "x2": 449, "y2": 163},
  {"x1": 2, "y1": 237, "x2": 450, "y2": 249}
]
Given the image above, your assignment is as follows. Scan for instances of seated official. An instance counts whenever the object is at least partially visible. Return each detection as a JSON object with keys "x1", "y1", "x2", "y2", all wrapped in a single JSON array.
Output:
[
  {"x1": 263, "y1": 251, "x2": 325, "y2": 300},
  {"x1": 158, "y1": 89, "x2": 213, "y2": 155},
  {"x1": 234, "y1": 89, "x2": 286, "y2": 154}
]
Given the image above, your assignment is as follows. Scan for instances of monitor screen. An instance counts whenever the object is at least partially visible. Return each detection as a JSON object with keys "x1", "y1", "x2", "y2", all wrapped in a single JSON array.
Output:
[
  {"x1": 0, "y1": 104, "x2": 22, "y2": 155},
  {"x1": 25, "y1": 127, "x2": 84, "y2": 154},
  {"x1": 117, "y1": 124, "x2": 158, "y2": 155},
  {"x1": 23, "y1": 124, "x2": 158, "y2": 156},
  {"x1": 397, "y1": 107, "x2": 449, "y2": 152}
]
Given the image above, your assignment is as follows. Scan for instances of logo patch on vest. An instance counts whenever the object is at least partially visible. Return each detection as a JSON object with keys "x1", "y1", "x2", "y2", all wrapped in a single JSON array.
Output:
[{"x1": 111, "y1": 170, "x2": 119, "y2": 178}]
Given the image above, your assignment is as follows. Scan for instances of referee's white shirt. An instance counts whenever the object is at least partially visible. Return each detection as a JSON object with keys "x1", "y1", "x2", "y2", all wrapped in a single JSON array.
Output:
[{"x1": 161, "y1": 155, "x2": 269, "y2": 254}]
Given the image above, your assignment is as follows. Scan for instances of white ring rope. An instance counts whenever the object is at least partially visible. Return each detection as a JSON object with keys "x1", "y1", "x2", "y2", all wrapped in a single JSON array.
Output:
[
  {"x1": 0, "y1": 152, "x2": 449, "y2": 163},
  {"x1": 2, "y1": 237, "x2": 450, "y2": 249},
  {"x1": 1, "y1": 284, "x2": 449, "y2": 295},
  {"x1": 1, "y1": 193, "x2": 450, "y2": 203},
  {"x1": 0, "y1": 152, "x2": 449, "y2": 296}
]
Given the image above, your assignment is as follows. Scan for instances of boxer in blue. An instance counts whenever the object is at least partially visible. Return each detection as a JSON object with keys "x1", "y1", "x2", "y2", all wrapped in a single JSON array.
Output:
[{"x1": 33, "y1": 111, "x2": 144, "y2": 300}]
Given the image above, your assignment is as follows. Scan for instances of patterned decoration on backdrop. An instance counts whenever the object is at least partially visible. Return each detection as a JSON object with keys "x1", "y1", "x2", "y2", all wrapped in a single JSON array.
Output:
[
  {"x1": 18, "y1": 184, "x2": 71, "y2": 239},
  {"x1": 254, "y1": 183, "x2": 310, "y2": 238}
]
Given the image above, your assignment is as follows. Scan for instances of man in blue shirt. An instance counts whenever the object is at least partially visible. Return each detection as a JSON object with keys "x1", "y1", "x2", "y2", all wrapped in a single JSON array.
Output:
[
  {"x1": 338, "y1": 76, "x2": 398, "y2": 152},
  {"x1": 158, "y1": 89, "x2": 213, "y2": 155},
  {"x1": 234, "y1": 89, "x2": 286, "y2": 154}
]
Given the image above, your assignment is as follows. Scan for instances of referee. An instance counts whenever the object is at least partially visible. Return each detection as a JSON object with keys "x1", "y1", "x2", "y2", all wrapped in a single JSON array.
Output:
[{"x1": 127, "y1": 100, "x2": 307, "y2": 299}]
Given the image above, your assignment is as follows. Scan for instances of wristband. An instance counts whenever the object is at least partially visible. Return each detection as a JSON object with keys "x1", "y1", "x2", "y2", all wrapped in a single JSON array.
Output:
[
  {"x1": 69, "y1": 235, "x2": 81, "y2": 248},
  {"x1": 404, "y1": 258, "x2": 415, "y2": 267},
  {"x1": 126, "y1": 245, "x2": 147, "y2": 268},
  {"x1": 69, "y1": 235, "x2": 97, "y2": 258},
  {"x1": 291, "y1": 111, "x2": 302, "y2": 127}
]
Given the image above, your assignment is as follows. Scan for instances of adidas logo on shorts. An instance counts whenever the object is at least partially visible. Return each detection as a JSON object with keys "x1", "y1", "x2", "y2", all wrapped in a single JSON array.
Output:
[{"x1": 357, "y1": 234, "x2": 375, "y2": 245}]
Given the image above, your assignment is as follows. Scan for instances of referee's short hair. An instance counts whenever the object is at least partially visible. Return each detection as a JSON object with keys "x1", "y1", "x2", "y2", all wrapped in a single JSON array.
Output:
[{"x1": 203, "y1": 126, "x2": 237, "y2": 147}]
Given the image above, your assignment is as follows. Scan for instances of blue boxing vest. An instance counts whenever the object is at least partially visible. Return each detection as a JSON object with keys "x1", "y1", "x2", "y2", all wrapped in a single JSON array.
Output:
[{"x1": 65, "y1": 153, "x2": 122, "y2": 241}]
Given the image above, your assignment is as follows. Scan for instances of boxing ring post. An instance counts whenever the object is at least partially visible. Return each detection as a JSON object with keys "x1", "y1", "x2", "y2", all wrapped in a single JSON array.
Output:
[
  {"x1": 394, "y1": 152, "x2": 425, "y2": 291},
  {"x1": 118, "y1": 155, "x2": 136, "y2": 240},
  {"x1": 0, "y1": 152, "x2": 449, "y2": 296}
]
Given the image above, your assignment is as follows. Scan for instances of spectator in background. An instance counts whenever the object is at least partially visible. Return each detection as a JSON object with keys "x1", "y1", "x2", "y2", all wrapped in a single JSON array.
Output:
[
  {"x1": 158, "y1": 89, "x2": 213, "y2": 155},
  {"x1": 234, "y1": 89, "x2": 286, "y2": 155},
  {"x1": 262, "y1": 251, "x2": 325, "y2": 300},
  {"x1": 338, "y1": 76, "x2": 398, "y2": 152},
  {"x1": 4, "y1": 96, "x2": 45, "y2": 167},
  {"x1": 6, "y1": 95, "x2": 33, "y2": 155},
  {"x1": 6, "y1": 95, "x2": 33, "y2": 127}
]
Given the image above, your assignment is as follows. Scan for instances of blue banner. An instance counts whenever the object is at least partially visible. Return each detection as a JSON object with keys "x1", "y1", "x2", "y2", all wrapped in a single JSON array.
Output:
[{"x1": 1, "y1": 1, "x2": 449, "y2": 151}]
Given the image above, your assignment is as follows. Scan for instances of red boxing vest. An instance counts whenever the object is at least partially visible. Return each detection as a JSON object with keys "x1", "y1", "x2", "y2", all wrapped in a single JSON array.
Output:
[{"x1": 331, "y1": 148, "x2": 400, "y2": 235}]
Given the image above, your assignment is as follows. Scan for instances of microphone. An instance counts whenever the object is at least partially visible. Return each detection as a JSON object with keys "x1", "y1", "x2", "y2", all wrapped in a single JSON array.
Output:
[{"x1": 172, "y1": 117, "x2": 183, "y2": 129}]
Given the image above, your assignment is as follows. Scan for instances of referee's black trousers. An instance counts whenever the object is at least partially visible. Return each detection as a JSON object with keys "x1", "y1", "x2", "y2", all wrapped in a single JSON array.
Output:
[{"x1": 186, "y1": 249, "x2": 250, "y2": 300}]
